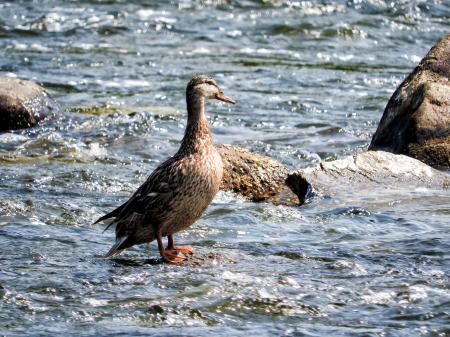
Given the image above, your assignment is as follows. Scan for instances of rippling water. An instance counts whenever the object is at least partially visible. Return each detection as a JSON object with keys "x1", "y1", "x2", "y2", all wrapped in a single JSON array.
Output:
[{"x1": 0, "y1": 1, "x2": 449, "y2": 336}]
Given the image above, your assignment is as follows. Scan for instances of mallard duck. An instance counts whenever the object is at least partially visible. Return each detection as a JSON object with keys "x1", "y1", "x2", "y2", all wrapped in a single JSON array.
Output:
[{"x1": 96, "y1": 75, "x2": 235, "y2": 263}]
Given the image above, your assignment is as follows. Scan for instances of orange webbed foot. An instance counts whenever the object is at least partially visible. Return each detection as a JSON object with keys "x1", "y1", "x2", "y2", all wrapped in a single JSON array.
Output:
[
  {"x1": 162, "y1": 249, "x2": 186, "y2": 264},
  {"x1": 173, "y1": 245, "x2": 194, "y2": 255}
]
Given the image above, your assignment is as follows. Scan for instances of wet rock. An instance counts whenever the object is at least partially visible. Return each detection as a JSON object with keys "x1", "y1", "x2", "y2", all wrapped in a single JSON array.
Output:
[
  {"x1": 369, "y1": 34, "x2": 450, "y2": 168},
  {"x1": 184, "y1": 251, "x2": 236, "y2": 266},
  {"x1": 0, "y1": 284, "x2": 5, "y2": 299},
  {"x1": 288, "y1": 151, "x2": 449, "y2": 201},
  {"x1": 217, "y1": 144, "x2": 306, "y2": 206},
  {"x1": 0, "y1": 77, "x2": 60, "y2": 132},
  {"x1": 407, "y1": 136, "x2": 450, "y2": 169},
  {"x1": 110, "y1": 250, "x2": 235, "y2": 267}
]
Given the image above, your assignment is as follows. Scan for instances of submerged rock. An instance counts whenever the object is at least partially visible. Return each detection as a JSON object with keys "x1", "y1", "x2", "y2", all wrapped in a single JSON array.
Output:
[
  {"x1": 0, "y1": 77, "x2": 60, "y2": 132},
  {"x1": 217, "y1": 144, "x2": 306, "y2": 206},
  {"x1": 288, "y1": 151, "x2": 449, "y2": 201},
  {"x1": 0, "y1": 283, "x2": 5, "y2": 299},
  {"x1": 369, "y1": 34, "x2": 450, "y2": 168},
  {"x1": 110, "y1": 250, "x2": 235, "y2": 267}
]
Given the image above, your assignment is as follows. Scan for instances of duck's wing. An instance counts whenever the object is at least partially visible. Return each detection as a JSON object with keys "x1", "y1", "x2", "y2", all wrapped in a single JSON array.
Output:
[
  {"x1": 102, "y1": 156, "x2": 186, "y2": 233},
  {"x1": 103, "y1": 159, "x2": 188, "y2": 257}
]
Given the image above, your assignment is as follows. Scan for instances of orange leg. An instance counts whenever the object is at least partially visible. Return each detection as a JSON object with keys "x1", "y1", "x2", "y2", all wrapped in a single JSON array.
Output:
[
  {"x1": 156, "y1": 229, "x2": 185, "y2": 264},
  {"x1": 166, "y1": 234, "x2": 194, "y2": 255}
]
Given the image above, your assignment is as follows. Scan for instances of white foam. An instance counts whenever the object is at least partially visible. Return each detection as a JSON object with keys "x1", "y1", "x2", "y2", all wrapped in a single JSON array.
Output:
[{"x1": 136, "y1": 9, "x2": 156, "y2": 20}]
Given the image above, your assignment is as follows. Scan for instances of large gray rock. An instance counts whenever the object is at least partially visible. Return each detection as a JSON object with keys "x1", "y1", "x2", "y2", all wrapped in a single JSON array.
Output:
[
  {"x1": 288, "y1": 151, "x2": 449, "y2": 202},
  {"x1": 0, "y1": 77, "x2": 60, "y2": 132},
  {"x1": 369, "y1": 34, "x2": 450, "y2": 168}
]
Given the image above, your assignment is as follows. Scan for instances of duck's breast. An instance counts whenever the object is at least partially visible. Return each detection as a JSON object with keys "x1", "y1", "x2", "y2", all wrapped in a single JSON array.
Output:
[{"x1": 163, "y1": 147, "x2": 223, "y2": 235}]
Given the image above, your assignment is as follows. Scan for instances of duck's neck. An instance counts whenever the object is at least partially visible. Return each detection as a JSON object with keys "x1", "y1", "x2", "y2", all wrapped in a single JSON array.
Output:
[{"x1": 180, "y1": 94, "x2": 213, "y2": 154}]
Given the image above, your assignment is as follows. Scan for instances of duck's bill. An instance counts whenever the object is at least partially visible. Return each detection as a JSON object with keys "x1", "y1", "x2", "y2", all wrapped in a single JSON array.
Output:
[{"x1": 215, "y1": 93, "x2": 236, "y2": 104}]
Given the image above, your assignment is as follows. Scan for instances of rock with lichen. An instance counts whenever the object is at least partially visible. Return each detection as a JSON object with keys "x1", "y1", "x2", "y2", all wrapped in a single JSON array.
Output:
[
  {"x1": 217, "y1": 144, "x2": 309, "y2": 206},
  {"x1": 0, "y1": 77, "x2": 60, "y2": 132},
  {"x1": 369, "y1": 34, "x2": 450, "y2": 168}
]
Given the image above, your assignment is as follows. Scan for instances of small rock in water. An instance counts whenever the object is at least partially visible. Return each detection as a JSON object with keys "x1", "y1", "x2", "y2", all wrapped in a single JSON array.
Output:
[
  {"x1": 217, "y1": 144, "x2": 303, "y2": 206},
  {"x1": 0, "y1": 77, "x2": 60, "y2": 132}
]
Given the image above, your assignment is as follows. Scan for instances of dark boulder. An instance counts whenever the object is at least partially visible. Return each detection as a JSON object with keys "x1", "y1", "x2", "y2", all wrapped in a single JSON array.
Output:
[
  {"x1": 369, "y1": 34, "x2": 450, "y2": 168},
  {"x1": 0, "y1": 77, "x2": 60, "y2": 132}
]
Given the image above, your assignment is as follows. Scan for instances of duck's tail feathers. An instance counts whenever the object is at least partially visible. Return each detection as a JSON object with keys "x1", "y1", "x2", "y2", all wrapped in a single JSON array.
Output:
[
  {"x1": 94, "y1": 201, "x2": 128, "y2": 225},
  {"x1": 94, "y1": 213, "x2": 113, "y2": 225},
  {"x1": 102, "y1": 220, "x2": 116, "y2": 234},
  {"x1": 104, "y1": 236, "x2": 128, "y2": 258}
]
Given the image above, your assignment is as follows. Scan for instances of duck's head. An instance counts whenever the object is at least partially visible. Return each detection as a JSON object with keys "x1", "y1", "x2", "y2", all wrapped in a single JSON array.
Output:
[{"x1": 187, "y1": 75, "x2": 235, "y2": 104}]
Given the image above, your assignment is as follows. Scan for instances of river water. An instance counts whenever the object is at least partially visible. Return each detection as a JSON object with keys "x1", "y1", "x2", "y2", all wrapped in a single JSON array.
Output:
[{"x1": 0, "y1": 1, "x2": 449, "y2": 336}]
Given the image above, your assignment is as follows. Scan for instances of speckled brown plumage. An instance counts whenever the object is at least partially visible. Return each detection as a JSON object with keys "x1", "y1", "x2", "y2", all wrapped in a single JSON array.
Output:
[{"x1": 96, "y1": 75, "x2": 235, "y2": 263}]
